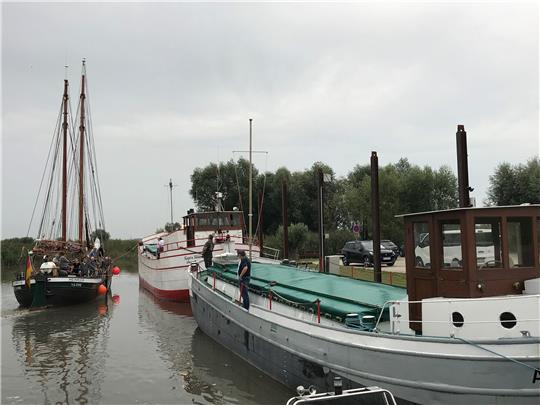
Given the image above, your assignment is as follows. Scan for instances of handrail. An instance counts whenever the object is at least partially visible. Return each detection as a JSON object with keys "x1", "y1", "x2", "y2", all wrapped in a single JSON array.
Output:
[{"x1": 374, "y1": 298, "x2": 540, "y2": 331}]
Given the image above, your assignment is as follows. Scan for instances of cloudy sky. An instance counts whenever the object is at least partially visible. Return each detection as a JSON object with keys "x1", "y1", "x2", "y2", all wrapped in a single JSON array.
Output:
[{"x1": 2, "y1": 1, "x2": 538, "y2": 239}]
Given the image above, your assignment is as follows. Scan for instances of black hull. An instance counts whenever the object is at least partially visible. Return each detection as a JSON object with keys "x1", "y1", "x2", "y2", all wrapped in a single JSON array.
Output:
[
  {"x1": 13, "y1": 284, "x2": 34, "y2": 307},
  {"x1": 13, "y1": 277, "x2": 109, "y2": 308}
]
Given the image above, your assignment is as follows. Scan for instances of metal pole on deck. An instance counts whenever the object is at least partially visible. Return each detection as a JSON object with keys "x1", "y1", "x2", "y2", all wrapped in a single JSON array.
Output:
[
  {"x1": 371, "y1": 151, "x2": 381, "y2": 283},
  {"x1": 248, "y1": 118, "x2": 253, "y2": 260}
]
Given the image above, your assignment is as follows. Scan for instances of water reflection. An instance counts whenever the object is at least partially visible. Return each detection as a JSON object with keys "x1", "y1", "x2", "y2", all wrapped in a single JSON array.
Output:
[
  {"x1": 137, "y1": 288, "x2": 291, "y2": 404},
  {"x1": 11, "y1": 298, "x2": 114, "y2": 404}
]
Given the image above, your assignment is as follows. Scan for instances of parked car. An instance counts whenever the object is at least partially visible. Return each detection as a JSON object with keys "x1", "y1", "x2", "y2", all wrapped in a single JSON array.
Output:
[
  {"x1": 381, "y1": 240, "x2": 400, "y2": 256},
  {"x1": 341, "y1": 240, "x2": 396, "y2": 267}
]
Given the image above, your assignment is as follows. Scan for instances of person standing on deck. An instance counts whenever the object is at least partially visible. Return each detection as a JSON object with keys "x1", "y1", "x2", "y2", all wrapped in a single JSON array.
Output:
[
  {"x1": 157, "y1": 237, "x2": 165, "y2": 259},
  {"x1": 202, "y1": 234, "x2": 214, "y2": 268},
  {"x1": 237, "y1": 250, "x2": 251, "y2": 310}
]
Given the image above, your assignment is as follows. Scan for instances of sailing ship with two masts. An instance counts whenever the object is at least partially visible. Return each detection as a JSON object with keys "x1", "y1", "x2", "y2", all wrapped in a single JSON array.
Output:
[{"x1": 13, "y1": 60, "x2": 113, "y2": 308}]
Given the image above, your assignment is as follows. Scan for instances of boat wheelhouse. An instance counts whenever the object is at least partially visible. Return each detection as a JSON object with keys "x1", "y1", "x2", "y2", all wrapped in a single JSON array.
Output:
[{"x1": 402, "y1": 204, "x2": 540, "y2": 337}]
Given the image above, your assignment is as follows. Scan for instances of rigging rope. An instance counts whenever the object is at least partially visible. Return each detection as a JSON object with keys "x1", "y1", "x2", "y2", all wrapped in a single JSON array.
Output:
[{"x1": 28, "y1": 101, "x2": 63, "y2": 238}]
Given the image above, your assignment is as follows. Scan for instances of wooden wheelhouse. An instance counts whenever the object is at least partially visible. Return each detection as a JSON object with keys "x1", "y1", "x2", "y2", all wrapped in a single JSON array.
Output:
[
  {"x1": 182, "y1": 209, "x2": 246, "y2": 248},
  {"x1": 401, "y1": 204, "x2": 540, "y2": 332}
]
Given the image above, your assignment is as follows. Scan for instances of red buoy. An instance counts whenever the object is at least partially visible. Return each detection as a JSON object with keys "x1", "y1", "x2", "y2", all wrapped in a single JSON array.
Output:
[
  {"x1": 112, "y1": 294, "x2": 120, "y2": 304},
  {"x1": 98, "y1": 284, "x2": 107, "y2": 295},
  {"x1": 112, "y1": 266, "x2": 121, "y2": 275}
]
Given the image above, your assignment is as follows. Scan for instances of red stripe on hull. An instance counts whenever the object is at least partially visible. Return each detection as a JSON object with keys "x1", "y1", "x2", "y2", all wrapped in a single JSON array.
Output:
[{"x1": 138, "y1": 276, "x2": 189, "y2": 302}]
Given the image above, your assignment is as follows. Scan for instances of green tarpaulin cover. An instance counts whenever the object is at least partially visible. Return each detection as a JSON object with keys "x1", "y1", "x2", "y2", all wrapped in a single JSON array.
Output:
[{"x1": 208, "y1": 262, "x2": 406, "y2": 321}]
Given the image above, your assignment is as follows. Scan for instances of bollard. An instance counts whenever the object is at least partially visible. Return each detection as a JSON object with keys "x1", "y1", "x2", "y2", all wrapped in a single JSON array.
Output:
[{"x1": 334, "y1": 377, "x2": 343, "y2": 395}]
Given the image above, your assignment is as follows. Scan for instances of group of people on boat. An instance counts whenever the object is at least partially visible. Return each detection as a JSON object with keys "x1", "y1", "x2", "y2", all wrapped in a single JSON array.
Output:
[{"x1": 35, "y1": 240, "x2": 110, "y2": 278}]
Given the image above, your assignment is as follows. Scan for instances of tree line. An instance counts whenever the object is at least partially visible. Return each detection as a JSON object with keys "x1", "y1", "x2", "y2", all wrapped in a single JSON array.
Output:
[
  {"x1": 189, "y1": 157, "x2": 539, "y2": 258},
  {"x1": 2, "y1": 158, "x2": 538, "y2": 267}
]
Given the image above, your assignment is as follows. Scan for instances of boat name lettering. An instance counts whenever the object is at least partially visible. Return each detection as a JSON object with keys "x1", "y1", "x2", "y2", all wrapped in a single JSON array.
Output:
[
  {"x1": 533, "y1": 369, "x2": 540, "y2": 384},
  {"x1": 184, "y1": 255, "x2": 196, "y2": 263},
  {"x1": 71, "y1": 283, "x2": 82, "y2": 287}
]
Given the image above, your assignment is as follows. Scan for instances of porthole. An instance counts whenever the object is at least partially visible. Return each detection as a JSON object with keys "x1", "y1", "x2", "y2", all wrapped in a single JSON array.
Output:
[
  {"x1": 500, "y1": 312, "x2": 517, "y2": 329},
  {"x1": 452, "y1": 312, "x2": 464, "y2": 327}
]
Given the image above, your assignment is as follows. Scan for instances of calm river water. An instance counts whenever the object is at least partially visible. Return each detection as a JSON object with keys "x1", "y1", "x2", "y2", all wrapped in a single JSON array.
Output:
[{"x1": 1, "y1": 270, "x2": 291, "y2": 404}]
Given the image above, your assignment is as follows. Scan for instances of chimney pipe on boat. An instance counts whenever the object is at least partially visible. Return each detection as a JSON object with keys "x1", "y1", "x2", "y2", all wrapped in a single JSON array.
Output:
[
  {"x1": 371, "y1": 151, "x2": 382, "y2": 283},
  {"x1": 282, "y1": 180, "x2": 289, "y2": 260},
  {"x1": 456, "y1": 125, "x2": 472, "y2": 208}
]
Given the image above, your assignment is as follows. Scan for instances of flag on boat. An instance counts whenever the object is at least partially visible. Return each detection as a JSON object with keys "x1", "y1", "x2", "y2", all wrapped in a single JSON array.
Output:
[{"x1": 25, "y1": 254, "x2": 33, "y2": 288}]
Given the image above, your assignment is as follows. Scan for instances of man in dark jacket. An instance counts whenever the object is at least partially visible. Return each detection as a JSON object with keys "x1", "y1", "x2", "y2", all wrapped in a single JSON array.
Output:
[
  {"x1": 202, "y1": 235, "x2": 214, "y2": 268},
  {"x1": 237, "y1": 250, "x2": 251, "y2": 310}
]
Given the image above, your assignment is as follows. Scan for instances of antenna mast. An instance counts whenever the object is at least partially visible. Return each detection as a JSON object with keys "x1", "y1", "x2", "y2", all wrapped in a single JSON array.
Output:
[{"x1": 165, "y1": 179, "x2": 178, "y2": 224}]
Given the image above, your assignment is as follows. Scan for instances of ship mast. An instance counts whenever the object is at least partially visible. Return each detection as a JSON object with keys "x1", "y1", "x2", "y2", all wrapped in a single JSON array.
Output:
[
  {"x1": 78, "y1": 60, "x2": 86, "y2": 245},
  {"x1": 61, "y1": 74, "x2": 69, "y2": 242}
]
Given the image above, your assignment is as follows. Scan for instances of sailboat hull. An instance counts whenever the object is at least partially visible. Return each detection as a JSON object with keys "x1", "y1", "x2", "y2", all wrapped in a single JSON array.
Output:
[{"x1": 12, "y1": 277, "x2": 108, "y2": 308}]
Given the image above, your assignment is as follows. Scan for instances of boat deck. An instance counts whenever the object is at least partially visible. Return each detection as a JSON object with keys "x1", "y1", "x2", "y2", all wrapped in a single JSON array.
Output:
[{"x1": 208, "y1": 262, "x2": 407, "y2": 320}]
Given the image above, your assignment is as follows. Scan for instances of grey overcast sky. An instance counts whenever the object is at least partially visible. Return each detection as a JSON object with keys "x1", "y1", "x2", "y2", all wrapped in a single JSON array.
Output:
[{"x1": 2, "y1": 1, "x2": 539, "y2": 239}]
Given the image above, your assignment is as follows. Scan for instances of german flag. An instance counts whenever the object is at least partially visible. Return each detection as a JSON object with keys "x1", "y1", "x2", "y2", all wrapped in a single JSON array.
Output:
[{"x1": 25, "y1": 254, "x2": 33, "y2": 288}]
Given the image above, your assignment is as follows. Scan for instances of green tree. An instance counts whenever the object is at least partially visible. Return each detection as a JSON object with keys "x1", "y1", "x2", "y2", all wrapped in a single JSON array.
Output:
[
  {"x1": 190, "y1": 158, "x2": 260, "y2": 229},
  {"x1": 341, "y1": 159, "x2": 458, "y2": 245},
  {"x1": 1, "y1": 237, "x2": 34, "y2": 267},
  {"x1": 90, "y1": 229, "x2": 110, "y2": 243},
  {"x1": 486, "y1": 158, "x2": 540, "y2": 205},
  {"x1": 164, "y1": 222, "x2": 181, "y2": 232}
]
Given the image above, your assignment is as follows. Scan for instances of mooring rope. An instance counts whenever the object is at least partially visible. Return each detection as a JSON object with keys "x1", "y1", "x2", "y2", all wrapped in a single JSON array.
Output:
[{"x1": 454, "y1": 336, "x2": 540, "y2": 373}]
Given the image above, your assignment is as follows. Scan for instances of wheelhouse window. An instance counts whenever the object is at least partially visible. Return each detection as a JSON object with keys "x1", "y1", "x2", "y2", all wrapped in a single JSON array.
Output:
[
  {"x1": 507, "y1": 217, "x2": 534, "y2": 268},
  {"x1": 197, "y1": 215, "x2": 208, "y2": 226},
  {"x1": 413, "y1": 222, "x2": 430, "y2": 269},
  {"x1": 440, "y1": 220, "x2": 462, "y2": 269},
  {"x1": 475, "y1": 217, "x2": 503, "y2": 269},
  {"x1": 230, "y1": 212, "x2": 242, "y2": 227}
]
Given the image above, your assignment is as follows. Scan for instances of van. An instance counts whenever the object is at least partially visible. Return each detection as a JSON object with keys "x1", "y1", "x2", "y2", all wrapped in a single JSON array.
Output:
[{"x1": 415, "y1": 226, "x2": 495, "y2": 268}]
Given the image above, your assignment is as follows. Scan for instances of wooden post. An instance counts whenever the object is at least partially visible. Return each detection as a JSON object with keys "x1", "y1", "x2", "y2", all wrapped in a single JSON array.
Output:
[
  {"x1": 258, "y1": 191, "x2": 264, "y2": 255},
  {"x1": 317, "y1": 169, "x2": 325, "y2": 273},
  {"x1": 371, "y1": 152, "x2": 381, "y2": 283}
]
